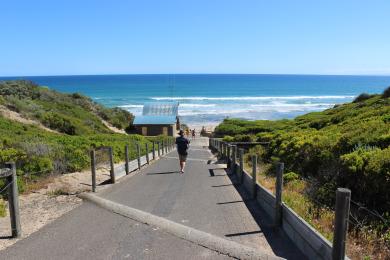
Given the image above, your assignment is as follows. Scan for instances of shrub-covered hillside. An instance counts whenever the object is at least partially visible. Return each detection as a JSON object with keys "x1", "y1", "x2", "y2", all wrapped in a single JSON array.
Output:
[
  {"x1": 214, "y1": 88, "x2": 390, "y2": 213},
  {"x1": 0, "y1": 80, "x2": 134, "y2": 134},
  {"x1": 0, "y1": 80, "x2": 172, "y2": 195}
]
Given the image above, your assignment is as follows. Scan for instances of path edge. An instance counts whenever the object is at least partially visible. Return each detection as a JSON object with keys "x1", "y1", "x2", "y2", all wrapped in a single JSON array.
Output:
[{"x1": 79, "y1": 193, "x2": 283, "y2": 260}]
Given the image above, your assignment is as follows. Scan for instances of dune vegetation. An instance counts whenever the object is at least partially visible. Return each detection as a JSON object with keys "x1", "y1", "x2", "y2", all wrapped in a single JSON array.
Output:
[
  {"x1": 215, "y1": 87, "x2": 390, "y2": 258},
  {"x1": 0, "y1": 80, "x2": 172, "y2": 202}
]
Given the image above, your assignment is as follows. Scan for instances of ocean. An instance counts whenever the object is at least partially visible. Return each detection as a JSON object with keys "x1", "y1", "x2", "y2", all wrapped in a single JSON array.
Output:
[{"x1": 1, "y1": 74, "x2": 389, "y2": 128}]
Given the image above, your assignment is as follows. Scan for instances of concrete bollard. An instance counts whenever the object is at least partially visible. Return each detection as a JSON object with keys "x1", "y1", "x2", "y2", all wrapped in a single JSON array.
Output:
[
  {"x1": 136, "y1": 143, "x2": 141, "y2": 170},
  {"x1": 108, "y1": 147, "x2": 115, "y2": 184},
  {"x1": 152, "y1": 141, "x2": 156, "y2": 160},
  {"x1": 252, "y1": 155, "x2": 257, "y2": 198},
  {"x1": 90, "y1": 150, "x2": 96, "y2": 192},
  {"x1": 5, "y1": 162, "x2": 21, "y2": 238},
  {"x1": 239, "y1": 148, "x2": 244, "y2": 184},
  {"x1": 332, "y1": 188, "x2": 351, "y2": 260},
  {"x1": 125, "y1": 145, "x2": 129, "y2": 175},
  {"x1": 274, "y1": 162, "x2": 284, "y2": 227}
]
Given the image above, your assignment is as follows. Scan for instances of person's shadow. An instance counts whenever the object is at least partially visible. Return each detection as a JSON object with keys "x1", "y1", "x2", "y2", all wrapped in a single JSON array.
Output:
[{"x1": 146, "y1": 171, "x2": 179, "y2": 175}]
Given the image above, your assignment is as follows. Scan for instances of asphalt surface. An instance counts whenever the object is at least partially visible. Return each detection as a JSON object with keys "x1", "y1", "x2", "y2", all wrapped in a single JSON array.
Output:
[{"x1": 1, "y1": 137, "x2": 305, "y2": 260}]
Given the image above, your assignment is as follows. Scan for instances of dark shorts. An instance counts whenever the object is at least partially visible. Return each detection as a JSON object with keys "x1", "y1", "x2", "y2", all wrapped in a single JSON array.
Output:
[{"x1": 178, "y1": 154, "x2": 187, "y2": 162}]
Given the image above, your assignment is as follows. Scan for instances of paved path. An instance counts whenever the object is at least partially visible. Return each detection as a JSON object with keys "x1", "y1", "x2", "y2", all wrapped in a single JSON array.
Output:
[{"x1": 1, "y1": 137, "x2": 305, "y2": 260}]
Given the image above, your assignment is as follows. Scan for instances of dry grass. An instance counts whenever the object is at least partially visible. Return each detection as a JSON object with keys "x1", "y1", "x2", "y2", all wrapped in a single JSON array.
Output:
[
  {"x1": 0, "y1": 199, "x2": 5, "y2": 218},
  {"x1": 244, "y1": 162, "x2": 390, "y2": 260},
  {"x1": 22, "y1": 175, "x2": 57, "y2": 194}
]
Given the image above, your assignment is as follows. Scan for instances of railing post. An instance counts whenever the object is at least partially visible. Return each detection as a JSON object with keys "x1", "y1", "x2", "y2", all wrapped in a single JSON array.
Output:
[
  {"x1": 232, "y1": 145, "x2": 237, "y2": 175},
  {"x1": 158, "y1": 142, "x2": 161, "y2": 157},
  {"x1": 5, "y1": 162, "x2": 21, "y2": 238},
  {"x1": 136, "y1": 143, "x2": 141, "y2": 170},
  {"x1": 90, "y1": 150, "x2": 96, "y2": 192},
  {"x1": 108, "y1": 147, "x2": 115, "y2": 183},
  {"x1": 145, "y1": 143, "x2": 150, "y2": 164},
  {"x1": 275, "y1": 162, "x2": 284, "y2": 227},
  {"x1": 332, "y1": 188, "x2": 351, "y2": 260},
  {"x1": 152, "y1": 141, "x2": 156, "y2": 160},
  {"x1": 239, "y1": 148, "x2": 244, "y2": 184},
  {"x1": 125, "y1": 145, "x2": 129, "y2": 175},
  {"x1": 227, "y1": 145, "x2": 231, "y2": 168},
  {"x1": 252, "y1": 155, "x2": 257, "y2": 198},
  {"x1": 162, "y1": 141, "x2": 165, "y2": 155}
]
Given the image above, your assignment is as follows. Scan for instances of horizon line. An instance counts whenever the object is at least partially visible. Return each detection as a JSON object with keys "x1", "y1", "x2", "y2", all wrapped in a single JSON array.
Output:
[{"x1": 2, "y1": 72, "x2": 390, "y2": 78}]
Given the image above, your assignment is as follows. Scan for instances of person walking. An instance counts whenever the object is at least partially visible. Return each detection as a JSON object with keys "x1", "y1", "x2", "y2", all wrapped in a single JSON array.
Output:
[
  {"x1": 192, "y1": 129, "x2": 196, "y2": 140},
  {"x1": 176, "y1": 129, "x2": 190, "y2": 174}
]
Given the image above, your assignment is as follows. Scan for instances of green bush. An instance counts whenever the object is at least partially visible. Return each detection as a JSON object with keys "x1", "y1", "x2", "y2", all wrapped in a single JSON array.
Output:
[
  {"x1": 222, "y1": 136, "x2": 234, "y2": 142},
  {"x1": 0, "y1": 80, "x2": 134, "y2": 135},
  {"x1": 284, "y1": 172, "x2": 300, "y2": 183},
  {"x1": 383, "y1": 86, "x2": 390, "y2": 98},
  {"x1": 214, "y1": 89, "x2": 390, "y2": 213},
  {"x1": 233, "y1": 134, "x2": 253, "y2": 142},
  {"x1": 353, "y1": 93, "x2": 372, "y2": 103}
]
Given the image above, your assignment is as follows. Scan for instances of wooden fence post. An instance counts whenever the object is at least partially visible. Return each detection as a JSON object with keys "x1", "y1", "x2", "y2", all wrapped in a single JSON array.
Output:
[
  {"x1": 161, "y1": 141, "x2": 165, "y2": 155},
  {"x1": 108, "y1": 147, "x2": 115, "y2": 183},
  {"x1": 275, "y1": 162, "x2": 284, "y2": 227},
  {"x1": 239, "y1": 148, "x2": 244, "y2": 184},
  {"x1": 5, "y1": 162, "x2": 21, "y2": 238},
  {"x1": 332, "y1": 188, "x2": 351, "y2": 260},
  {"x1": 232, "y1": 145, "x2": 237, "y2": 175},
  {"x1": 145, "y1": 143, "x2": 149, "y2": 164},
  {"x1": 125, "y1": 145, "x2": 129, "y2": 175},
  {"x1": 90, "y1": 150, "x2": 96, "y2": 192},
  {"x1": 227, "y1": 145, "x2": 231, "y2": 168},
  {"x1": 152, "y1": 141, "x2": 156, "y2": 160},
  {"x1": 252, "y1": 155, "x2": 257, "y2": 198},
  {"x1": 136, "y1": 143, "x2": 141, "y2": 170}
]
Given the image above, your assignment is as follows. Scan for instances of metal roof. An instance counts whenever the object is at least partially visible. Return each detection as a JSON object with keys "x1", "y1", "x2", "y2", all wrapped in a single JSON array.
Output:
[
  {"x1": 142, "y1": 102, "x2": 179, "y2": 116},
  {"x1": 133, "y1": 115, "x2": 177, "y2": 125}
]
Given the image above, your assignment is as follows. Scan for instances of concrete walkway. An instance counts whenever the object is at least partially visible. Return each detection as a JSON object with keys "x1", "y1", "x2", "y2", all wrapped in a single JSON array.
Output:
[{"x1": 1, "y1": 137, "x2": 305, "y2": 260}]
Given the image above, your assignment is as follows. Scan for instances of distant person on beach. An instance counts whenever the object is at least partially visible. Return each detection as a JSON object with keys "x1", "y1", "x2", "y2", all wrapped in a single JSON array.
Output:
[
  {"x1": 185, "y1": 128, "x2": 190, "y2": 138},
  {"x1": 192, "y1": 129, "x2": 196, "y2": 139},
  {"x1": 176, "y1": 130, "x2": 190, "y2": 174}
]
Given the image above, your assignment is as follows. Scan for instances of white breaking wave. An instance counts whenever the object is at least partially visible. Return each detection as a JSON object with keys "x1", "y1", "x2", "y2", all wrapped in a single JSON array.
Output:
[
  {"x1": 151, "y1": 95, "x2": 354, "y2": 101},
  {"x1": 118, "y1": 104, "x2": 143, "y2": 108},
  {"x1": 179, "y1": 104, "x2": 216, "y2": 107},
  {"x1": 250, "y1": 103, "x2": 332, "y2": 107}
]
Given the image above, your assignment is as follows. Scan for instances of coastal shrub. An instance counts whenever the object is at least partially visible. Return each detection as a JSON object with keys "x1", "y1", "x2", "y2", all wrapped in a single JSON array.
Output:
[
  {"x1": 383, "y1": 86, "x2": 390, "y2": 98},
  {"x1": 353, "y1": 93, "x2": 372, "y2": 103},
  {"x1": 222, "y1": 136, "x2": 234, "y2": 142},
  {"x1": 232, "y1": 134, "x2": 253, "y2": 142},
  {"x1": 0, "y1": 80, "x2": 134, "y2": 134},
  {"x1": 42, "y1": 112, "x2": 76, "y2": 135},
  {"x1": 21, "y1": 156, "x2": 53, "y2": 176},
  {"x1": 283, "y1": 172, "x2": 299, "y2": 184},
  {"x1": 214, "y1": 89, "x2": 390, "y2": 214}
]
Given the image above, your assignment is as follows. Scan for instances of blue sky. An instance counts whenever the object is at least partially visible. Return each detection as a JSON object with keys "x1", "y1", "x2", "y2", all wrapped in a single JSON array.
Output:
[{"x1": 0, "y1": 0, "x2": 389, "y2": 76}]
